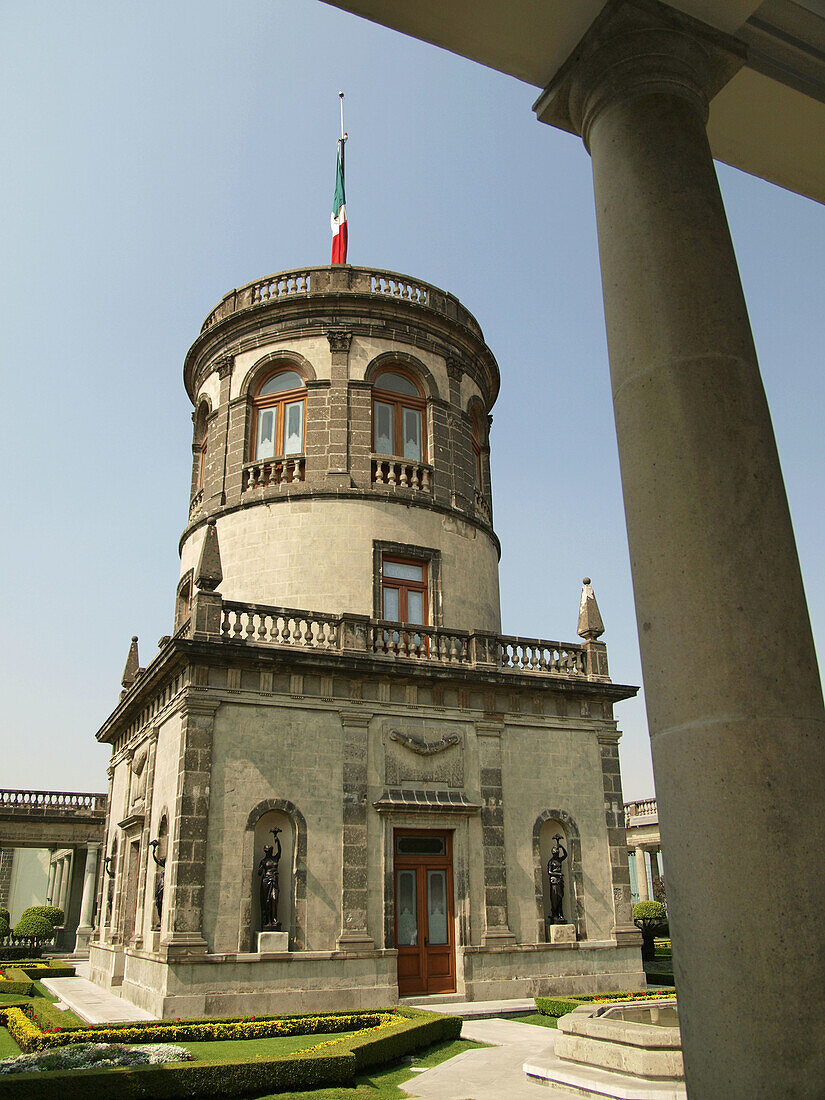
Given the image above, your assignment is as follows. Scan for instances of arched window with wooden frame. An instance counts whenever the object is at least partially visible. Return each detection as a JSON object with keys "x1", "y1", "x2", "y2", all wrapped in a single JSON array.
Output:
[
  {"x1": 372, "y1": 369, "x2": 426, "y2": 463},
  {"x1": 250, "y1": 368, "x2": 306, "y2": 461},
  {"x1": 471, "y1": 413, "x2": 483, "y2": 491}
]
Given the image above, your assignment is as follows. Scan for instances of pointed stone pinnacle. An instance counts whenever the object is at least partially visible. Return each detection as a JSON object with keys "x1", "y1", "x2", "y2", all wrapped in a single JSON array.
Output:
[
  {"x1": 195, "y1": 518, "x2": 223, "y2": 592},
  {"x1": 121, "y1": 636, "x2": 140, "y2": 689},
  {"x1": 577, "y1": 576, "x2": 605, "y2": 640}
]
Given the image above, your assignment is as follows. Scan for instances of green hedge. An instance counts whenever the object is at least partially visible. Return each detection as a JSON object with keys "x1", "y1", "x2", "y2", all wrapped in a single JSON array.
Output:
[
  {"x1": 346, "y1": 1006, "x2": 461, "y2": 1071},
  {"x1": 4, "y1": 964, "x2": 74, "y2": 980},
  {"x1": 16, "y1": 908, "x2": 63, "y2": 930},
  {"x1": 0, "y1": 949, "x2": 42, "y2": 963},
  {"x1": 0, "y1": 1047, "x2": 354, "y2": 1099},
  {"x1": 0, "y1": 1007, "x2": 458, "y2": 1099},
  {"x1": 535, "y1": 990, "x2": 677, "y2": 1018}
]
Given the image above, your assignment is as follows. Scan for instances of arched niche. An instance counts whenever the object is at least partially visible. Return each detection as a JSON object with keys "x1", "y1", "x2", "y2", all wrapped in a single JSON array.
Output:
[
  {"x1": 532, "y1": 810, "x2": 586, "y2": 941},
  {"x1": 239, "y1": 799, "x2": 307, "y2": 952}
]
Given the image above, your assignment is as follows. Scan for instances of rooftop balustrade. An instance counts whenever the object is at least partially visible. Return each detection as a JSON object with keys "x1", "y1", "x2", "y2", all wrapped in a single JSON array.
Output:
[
  {"x1": 207, "y1": 599, "x2": 601, "y2": 679},
  {"x1": 199, "y1": 265, "x2": 484, "y2": 341},
  {"x1": 0, "y1": 790, "x2": 107, "y2": 816}
]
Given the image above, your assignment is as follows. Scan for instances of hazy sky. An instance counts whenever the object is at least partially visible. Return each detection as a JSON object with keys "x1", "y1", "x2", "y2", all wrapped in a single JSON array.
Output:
[{"x1": 2, "y1": 1, "x2": 823, "y2": 802}]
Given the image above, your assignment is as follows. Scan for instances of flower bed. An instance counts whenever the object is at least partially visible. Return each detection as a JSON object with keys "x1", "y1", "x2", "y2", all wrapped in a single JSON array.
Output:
[{"x1": 0, "y1": 1006, "x2": 460, "y2": 1099}]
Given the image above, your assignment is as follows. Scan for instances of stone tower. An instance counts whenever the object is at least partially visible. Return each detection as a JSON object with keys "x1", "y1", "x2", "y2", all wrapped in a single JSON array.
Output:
[{"x1": 90, "y1": 265, "x2": 643, "y2": 1016}]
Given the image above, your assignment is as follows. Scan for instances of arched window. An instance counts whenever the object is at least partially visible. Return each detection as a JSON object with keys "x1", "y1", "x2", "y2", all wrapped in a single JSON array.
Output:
[
  {"x1": 372, "y1": 369, "x2": 425, "y2": 462},
  {"x1": 198, "y1": 423, "x2": 208, "y2": 488},
  {"x1": 251, "y1": 369, "x2": 306, "y2": 460}
]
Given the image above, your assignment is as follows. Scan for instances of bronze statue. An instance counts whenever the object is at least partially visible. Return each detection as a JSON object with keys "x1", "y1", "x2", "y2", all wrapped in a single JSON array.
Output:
[
  {"x1": 547, "y1": 834, "x2": 568, "y2": 925},
  {"x1": 149, "y1": 840, "x2": 166, "y2": 929},
  {"x1": 257, "y1": 829, "x2": 283, "y2": 931}
]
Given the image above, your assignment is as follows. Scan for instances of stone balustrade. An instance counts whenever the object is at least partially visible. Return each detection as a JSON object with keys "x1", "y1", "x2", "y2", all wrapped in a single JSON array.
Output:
[
  {"x1": 204, "y1": 599, "x2": 601, "y2": 680},
  {"x1": 0, "y1": 789, "x2": 107, "y2": 816},
  {"x1": 625, "y1": 798, "x2": 658, "y2": 824},
  {"x1": 221, "y1": 603, "x2": 341, "y2": 648},
  {"x1": 242, "y1": 456, "x2": 306, "y2": 492},
  {"x1": 371, "y1": 457, "x2": 433, "y2": 492},
  {"x1": 199, "y1": 265, "x2": 484, "y2": 340},
  {"x1": 189, "y1": 487, "x2": 204, "y2": 517}
]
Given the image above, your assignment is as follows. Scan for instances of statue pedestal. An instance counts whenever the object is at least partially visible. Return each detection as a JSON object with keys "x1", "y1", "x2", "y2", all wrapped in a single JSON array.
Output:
[
  {"x1": 549, "y1": 924, "x2": 576, "y2": 944},
  {"x1": 258, "y1": 931, "x2": 289, "y2": 954}
]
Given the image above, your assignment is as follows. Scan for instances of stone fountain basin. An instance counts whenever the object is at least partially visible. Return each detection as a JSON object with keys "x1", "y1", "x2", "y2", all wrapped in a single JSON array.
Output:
[{"x1": 554, "y1": 999, "x2": 683, "y2": 1080}]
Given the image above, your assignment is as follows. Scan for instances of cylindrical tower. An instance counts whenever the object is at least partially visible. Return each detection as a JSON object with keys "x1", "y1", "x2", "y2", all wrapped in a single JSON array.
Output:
[{"x1": 177, "y1": 265, "x2": 501, "y2": 634}]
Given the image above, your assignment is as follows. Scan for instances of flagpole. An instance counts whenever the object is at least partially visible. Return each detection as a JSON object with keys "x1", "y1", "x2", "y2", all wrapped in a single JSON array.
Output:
[{"x1": 339, "y1": 91, "x2": 345, "y2": 142}]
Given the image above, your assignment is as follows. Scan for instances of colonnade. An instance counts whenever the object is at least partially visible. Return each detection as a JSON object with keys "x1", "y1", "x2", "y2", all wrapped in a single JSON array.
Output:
[
  {"x1": 44, "y1": 841, "x2": 101, "y2": 949},
  {"x1": 629, "y1": 844, "x2": 663, "y2": 904}
]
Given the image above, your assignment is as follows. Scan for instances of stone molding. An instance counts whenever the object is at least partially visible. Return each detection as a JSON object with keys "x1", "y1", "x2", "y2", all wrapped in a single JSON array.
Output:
[{"x1": 326, "y1": 329, "x2": 353, "y2": 354}]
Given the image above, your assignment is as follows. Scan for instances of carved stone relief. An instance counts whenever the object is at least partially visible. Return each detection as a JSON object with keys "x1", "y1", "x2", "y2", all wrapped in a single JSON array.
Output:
[{"x1": 383, "y1": 721, "x2": 464, "y2": 787}]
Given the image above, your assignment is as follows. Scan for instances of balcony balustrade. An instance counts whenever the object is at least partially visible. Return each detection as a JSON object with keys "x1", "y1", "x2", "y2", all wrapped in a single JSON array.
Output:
[
  {"x1": 189, "y1": 487, "x2": 204, "y2": 518},
  {"x1": 371, "y1": 456, "x2": 432, "y2": 492},
  {"x1": 474, "y1": 488, "x2": 492, "y2": 524},
  {"x1": 625, "y1": 798, "x2": 658, "y2": 824},
  {"x1": 242, "y1": 456, "x2": 306, "y2": 492},
  {"x1": 202, "y1": 599, "x2": 601, "y2": 680}
]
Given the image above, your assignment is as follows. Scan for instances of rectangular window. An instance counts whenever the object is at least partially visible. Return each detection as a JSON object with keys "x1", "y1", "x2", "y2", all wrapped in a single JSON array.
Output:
[{"x1": 381, "y1": 556, "x2": 428, "y2": 625}]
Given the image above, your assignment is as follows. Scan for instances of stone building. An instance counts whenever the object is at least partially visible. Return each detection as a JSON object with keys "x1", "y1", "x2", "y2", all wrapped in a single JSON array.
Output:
[{"x1": 88, "y1": 264, "x2": 644, "y2": 1017}]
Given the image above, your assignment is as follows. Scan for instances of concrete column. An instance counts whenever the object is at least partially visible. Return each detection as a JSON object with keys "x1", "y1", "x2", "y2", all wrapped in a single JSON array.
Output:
[
  {"x1": 53, "y1": 857, "x2": 66, "y2": 915},
  {"x1": 74, "y1": 843, "x2": 101, "y2": 951},
  {"x1": 536, "y1": 5, "x2": 825, "y2": 1095},
  {"x1": 633, "y1": 846, "x2": 649, "y2": 902},
  {"x1": 45, "y1": 858, "x2": 57, "y2": 905}
]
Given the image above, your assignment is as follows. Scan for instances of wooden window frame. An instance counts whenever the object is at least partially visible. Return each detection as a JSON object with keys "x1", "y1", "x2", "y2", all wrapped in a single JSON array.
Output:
[
  {"x1": 381, "y1": 555, "x2": 429, "y2": 627},
  {"x1": 372, "y1": 368, "x2": 427, "y2": 461},
  {"x1": 250, "y1": 370, "x2": 307, "y2": 461},
  {"x1": 198, "y1": 424, "x2": 208, "y2": 489}
]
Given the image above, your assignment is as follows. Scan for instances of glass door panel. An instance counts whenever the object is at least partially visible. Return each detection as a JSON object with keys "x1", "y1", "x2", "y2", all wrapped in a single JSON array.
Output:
[
  {"x1": 256, "y1": 408, "x2": 276, "y2": 459},
  {"x1": 402, "y1": 407, "x2": 422, "y2": 460},
  {"x1": 396, "y1": 869, "x2": 418, "y2": 946},
  {"x1": 427, "y1": 870, "x2": 448, "y2": 945}
]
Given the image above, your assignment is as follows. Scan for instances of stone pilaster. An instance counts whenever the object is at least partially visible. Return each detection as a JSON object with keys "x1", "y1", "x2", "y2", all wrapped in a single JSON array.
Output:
[
  {"x1": 326, "y1": 329, "x2": 353, "y2": 486},
  {"x1": 0, "y1": 849, "x2": 14, "y2": 911},
  {"x1": 598, "y1": 729, "x2": 639, "y2": 946},
  {"x1": 477, "y1": 720, "x2": 515, "y2": 945},
  {"x1": 163, "y1": 697, "x2": 219, "y2": 956},
  {"x1": 337, "y1": 709, "x2": 374, "y2": 951}
]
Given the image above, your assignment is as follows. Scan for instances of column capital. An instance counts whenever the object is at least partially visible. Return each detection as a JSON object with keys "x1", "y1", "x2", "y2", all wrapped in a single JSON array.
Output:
[{"x1": 533, "y1": 0, "x2": 744, "y2": 148}]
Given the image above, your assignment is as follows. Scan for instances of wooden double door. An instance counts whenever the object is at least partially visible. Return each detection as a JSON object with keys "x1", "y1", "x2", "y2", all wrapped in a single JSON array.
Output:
[{"x1": 394, "y1": 829, "x2": 456, "y2": 997}]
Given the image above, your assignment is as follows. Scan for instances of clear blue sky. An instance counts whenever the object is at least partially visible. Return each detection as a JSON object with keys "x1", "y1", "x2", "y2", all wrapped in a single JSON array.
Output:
[{"x1": 2, "y1": 1, "x2": 823, "y2": 801}]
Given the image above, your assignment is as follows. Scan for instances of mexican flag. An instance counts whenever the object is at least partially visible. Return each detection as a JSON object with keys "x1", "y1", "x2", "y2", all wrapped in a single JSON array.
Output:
[{"x1": 330, "y1": 139, "x2": 347, "y2": 264}]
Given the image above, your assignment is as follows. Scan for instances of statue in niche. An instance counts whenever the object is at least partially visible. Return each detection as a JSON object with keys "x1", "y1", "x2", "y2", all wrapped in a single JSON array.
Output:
[
  {"x1": 149, "y1": 840, "x2": 166, "y2": 929},
  {"x1": 547, "y1": 834, "x2": 569, "y2": 925},
  {"x1": 130, "y1": 746, "x2": 149, "y2": 809},
  {"x1": 103, "y1": 854, "x2": 115, "y2": 925},
  {"x1": 257, "y1": 829, "x2": 283, "y2": 931}
]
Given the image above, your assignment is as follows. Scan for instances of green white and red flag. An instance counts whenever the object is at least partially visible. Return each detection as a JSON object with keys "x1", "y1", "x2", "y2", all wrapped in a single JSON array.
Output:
[{"x1": 330, "y1": 138, "x2": 348, "y2": 264}]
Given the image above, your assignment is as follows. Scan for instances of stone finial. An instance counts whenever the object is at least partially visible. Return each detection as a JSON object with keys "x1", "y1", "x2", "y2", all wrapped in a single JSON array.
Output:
[
  {"x1": 577, "y1": 577, "x2": 605, "y2": 640},
  {"x1": 195, "y1": 518, "x2": 223, "y2": 592},
  {"x1": 121, "y1": 636, "x2": 140, "y2": 689}
]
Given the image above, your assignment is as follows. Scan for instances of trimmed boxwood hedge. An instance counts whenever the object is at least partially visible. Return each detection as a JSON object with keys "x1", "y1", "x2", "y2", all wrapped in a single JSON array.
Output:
[
  {"x1": 535, "y1": 990, "x2": 677, "y2": 1018},
  {"x1": 0, "y1": 1006, "x2": 459, "y2": 1099},
  {"x1": 0, "y1": 950, "x2": 42, "y2": 963}
]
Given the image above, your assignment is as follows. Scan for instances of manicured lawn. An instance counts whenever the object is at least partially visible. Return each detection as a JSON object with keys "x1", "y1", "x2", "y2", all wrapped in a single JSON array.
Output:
[
  {"x1": 510, "y1": 1012, "x2": 558, "y2": 1029},
  {"x1": 0, "y1": 1027, "x2": 20, "y2": 1058},
  {"x1": 253, "y1": 1038, "x2": 484, "y2": 1099},
  {"x1": 179, "y1": 1030, "x2": 347, "y2": 1062},
  {"x1": 0, "y1": 992, "x2": 85, "y2": 1029}
]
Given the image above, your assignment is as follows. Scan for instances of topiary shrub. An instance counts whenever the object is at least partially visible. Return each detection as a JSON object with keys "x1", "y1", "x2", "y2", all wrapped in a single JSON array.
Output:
[
  {"x1": 633, "y1": 900, "x2": 667, "y2": 960},
  {"x1": 12, "y1": 914, "x2": 54, "y2": 944},
  {"x1": 18, "y1": 907, "x2": 64, "y2": 929}
]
